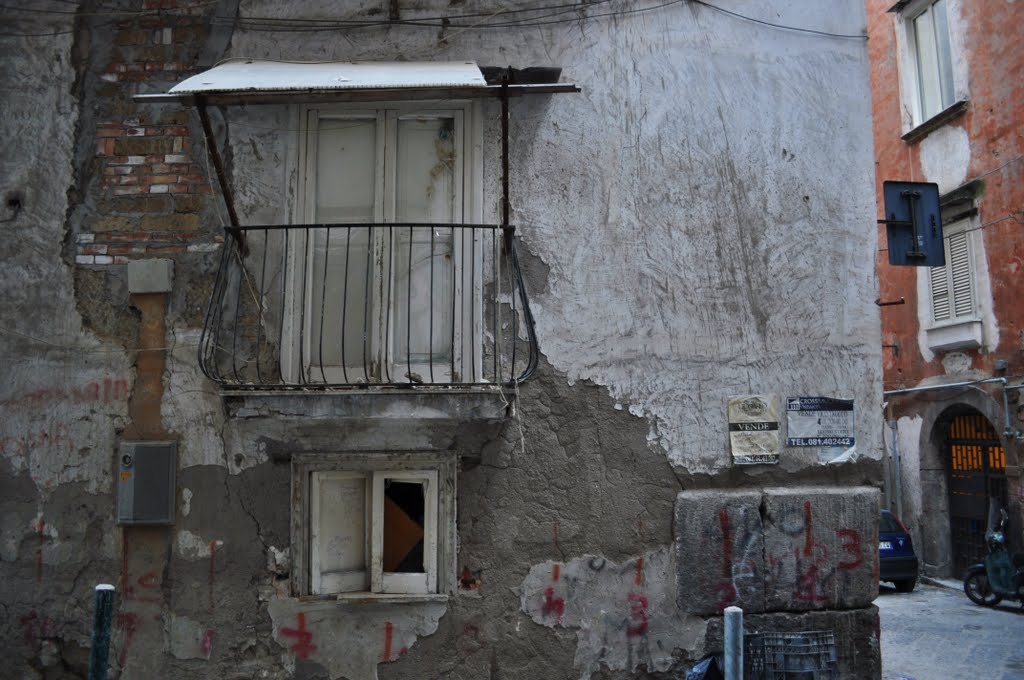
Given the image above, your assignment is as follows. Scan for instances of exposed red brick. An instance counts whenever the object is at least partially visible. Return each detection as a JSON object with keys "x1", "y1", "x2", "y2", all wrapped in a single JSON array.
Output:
[
  {"x1": 147, "y1": 246, "x2": 188, "y2": 255},
  {"x1": 110, "y1": 195, "x2": 172, "y2": 213},
  {"x1": 113, "y1": 137, "x2": 174, "y2": 156}
]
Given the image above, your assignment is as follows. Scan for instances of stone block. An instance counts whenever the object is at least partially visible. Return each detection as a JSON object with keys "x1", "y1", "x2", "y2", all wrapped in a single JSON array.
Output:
[
  {"x1": 676, "y1": 490, "x2": 765, "y2": 615},
  {"x1": 761, "y1": 487, "x2": 879, "y2": 612},
  {"x1": 703, "y1": 606, "x2": 880, "y2": 680},
  {"x1": 128, "y1": 258, "x2": 173, "y2": 293}
]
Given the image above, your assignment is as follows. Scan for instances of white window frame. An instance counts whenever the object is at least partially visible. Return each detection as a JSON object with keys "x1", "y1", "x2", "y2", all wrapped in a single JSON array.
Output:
[
  {"x1": 922, "y1": 215, "x2": 986, "y2": 352},
  {"x1": 292, "y1": 453, "x2": 456, "y2": 600},
  {"x1": 928, "y1": 218, "x2": 974, "y2": 325},
  {"x1": 893, "y1": 0, "x2": 966, "y2": 131},
  {"x1": 281, "y1": 101, "x2": 484, "y2": 384}
]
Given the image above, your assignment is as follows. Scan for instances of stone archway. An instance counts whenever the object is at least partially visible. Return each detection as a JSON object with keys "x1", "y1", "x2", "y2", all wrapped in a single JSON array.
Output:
[
  {"x1": 913, "y1": 388, "x2": 1009, "y2": 578},
  {"x1": 941, "y1": 411, "x2": 1007, "y2": 574}
]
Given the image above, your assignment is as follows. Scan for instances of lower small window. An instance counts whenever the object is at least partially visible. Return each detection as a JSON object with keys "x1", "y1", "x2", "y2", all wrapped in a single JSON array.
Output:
[{"x1": 294, "y1": 454, "x2": 455, "y2": 597}]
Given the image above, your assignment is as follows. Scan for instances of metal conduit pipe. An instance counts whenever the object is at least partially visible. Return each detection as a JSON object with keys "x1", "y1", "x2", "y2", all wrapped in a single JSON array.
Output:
[{"x1": 883, "y1": 377, "x2": 1015, "y2": 437}]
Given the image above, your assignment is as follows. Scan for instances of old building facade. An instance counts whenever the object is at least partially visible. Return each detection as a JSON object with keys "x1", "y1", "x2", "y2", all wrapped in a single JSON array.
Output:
[
  {"x1": 868, "y1": 0, "x2": 1024, "y2": 580},
  {"x1": 3, "y1": 1, "x2": 883, "y2": 678}
]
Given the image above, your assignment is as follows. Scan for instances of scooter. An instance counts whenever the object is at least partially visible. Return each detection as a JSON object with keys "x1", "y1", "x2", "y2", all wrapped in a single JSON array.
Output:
[{"x1": 963, "y1": 499, "x2": 1024, "y2": 608}]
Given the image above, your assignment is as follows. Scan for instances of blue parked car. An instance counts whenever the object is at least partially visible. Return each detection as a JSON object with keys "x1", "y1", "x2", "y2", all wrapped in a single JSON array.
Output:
[{"x1": 880, "y1": 509, "x2": 918, "y2": 592}]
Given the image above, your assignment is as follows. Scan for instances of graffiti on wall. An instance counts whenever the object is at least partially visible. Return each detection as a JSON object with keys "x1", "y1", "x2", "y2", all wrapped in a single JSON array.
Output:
[{"x1": 520, "y1": 548, "x2": 686, "y2": 679}]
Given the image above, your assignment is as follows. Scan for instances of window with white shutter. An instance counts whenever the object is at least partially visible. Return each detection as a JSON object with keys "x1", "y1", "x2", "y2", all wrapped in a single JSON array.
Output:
[
  {"x1": 923, "y1": 215, "x2": 987, "y2": 352},
  {"x1": 929, "y1": 224, "x2": 973, "y2": 324}
]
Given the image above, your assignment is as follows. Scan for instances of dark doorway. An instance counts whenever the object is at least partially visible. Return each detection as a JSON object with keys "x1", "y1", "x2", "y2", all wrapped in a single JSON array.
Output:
[{"x1": 945, "y1": 412, "x2": 1007, "y2": 575}]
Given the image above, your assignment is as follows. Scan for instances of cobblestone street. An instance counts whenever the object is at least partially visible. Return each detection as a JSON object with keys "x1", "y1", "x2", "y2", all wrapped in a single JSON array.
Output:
[{"x1": 877, "y1": 581, "x2": 1024, "y2": 680}]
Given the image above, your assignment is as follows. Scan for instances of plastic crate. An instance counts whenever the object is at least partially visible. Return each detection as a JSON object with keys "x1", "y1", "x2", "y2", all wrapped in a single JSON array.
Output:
[{"x1": 746, "y1": 630, "x2": 838, "y2": 679}]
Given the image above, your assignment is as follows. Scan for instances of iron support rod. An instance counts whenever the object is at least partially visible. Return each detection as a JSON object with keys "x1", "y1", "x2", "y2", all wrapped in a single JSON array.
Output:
[
  {"x1": 196, "y1": 98, "x2": 241, "y2": 228},
  {"x1": 501, "y1": 72, "x2": 511, "y2": 236},
  {"x1": 887, "y1": 402, "x2": 903, "y2": 519},
  {"x1": 884, "y1": 377, "x2": 1012, "y2": 436}
]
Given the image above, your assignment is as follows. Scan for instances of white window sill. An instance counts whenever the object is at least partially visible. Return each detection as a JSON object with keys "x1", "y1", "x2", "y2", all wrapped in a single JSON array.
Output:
[
  {"x1": 297, "y1": 592, "x2": 449, "y2": 606},
  {"x1": 925, "y1": 317, "x2": 983, "y2": 352},
  {"x1": 902, "y1": 99, "x2": 969, "y2": 144}
]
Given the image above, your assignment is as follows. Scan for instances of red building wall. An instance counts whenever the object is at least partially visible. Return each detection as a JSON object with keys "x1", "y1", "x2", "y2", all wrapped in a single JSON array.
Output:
[{"x1": 868, "y1": 0, "x2": 1024, "y2": 389}]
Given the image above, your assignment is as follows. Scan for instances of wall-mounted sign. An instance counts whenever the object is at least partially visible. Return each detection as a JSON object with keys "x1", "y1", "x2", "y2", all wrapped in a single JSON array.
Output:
[
  {"x1": 881, "y1": 181, "x2": 944, "y2": 267},
  {"x1": 786, "y1": 396, "x2": 855, "y2": 448},
  {"x1": 728, "y1": 395, "x2": 780, "y2": 465}
]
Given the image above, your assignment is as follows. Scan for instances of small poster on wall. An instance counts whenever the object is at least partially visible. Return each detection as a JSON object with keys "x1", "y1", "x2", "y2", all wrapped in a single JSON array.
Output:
[
  {"x1": 728, "y1": 395, "x2": 780, "y2": 465},
  {"x1": 786, "y1": 396, "x2": 856, "y2": 465}
]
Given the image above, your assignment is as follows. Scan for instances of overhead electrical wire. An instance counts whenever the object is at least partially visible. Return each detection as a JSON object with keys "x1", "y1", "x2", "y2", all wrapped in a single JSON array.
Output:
[{"x1": 1, "y1": 0, "x2": 866, "y2": 39}]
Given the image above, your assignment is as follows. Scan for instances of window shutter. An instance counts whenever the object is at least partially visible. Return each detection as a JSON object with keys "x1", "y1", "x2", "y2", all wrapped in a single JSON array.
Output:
[
  {"x1": 948, "y1": 230, "x2": 973, "y2": 318},
  {"x1": 930, "y1": 263, "x2": 950, "y2": 322}
]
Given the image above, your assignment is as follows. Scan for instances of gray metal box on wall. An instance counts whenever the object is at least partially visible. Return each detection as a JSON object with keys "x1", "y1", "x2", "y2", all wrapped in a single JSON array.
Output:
[{"x1": 117, "y1": 441, "x2": 177, "y2": 525}]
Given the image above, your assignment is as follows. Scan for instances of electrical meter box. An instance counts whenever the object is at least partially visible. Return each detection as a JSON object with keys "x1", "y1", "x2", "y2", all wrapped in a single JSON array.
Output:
[{"x1": 117, "y1": 441, "x2": 177, "y2": 525}]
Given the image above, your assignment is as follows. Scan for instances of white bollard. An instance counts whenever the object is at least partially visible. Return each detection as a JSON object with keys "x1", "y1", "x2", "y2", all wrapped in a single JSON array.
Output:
[{"x1": 723, "y1": 605, "x2": 743, "y2": 680}]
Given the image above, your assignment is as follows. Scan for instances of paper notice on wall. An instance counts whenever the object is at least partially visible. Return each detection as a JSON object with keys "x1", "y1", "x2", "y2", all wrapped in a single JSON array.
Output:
[
  {"x1": 786, "y1": 396, "x2": 856, "y2": 465},
  {"x1": 728, "y1": 395, "x2": 780, "y2": 465}
]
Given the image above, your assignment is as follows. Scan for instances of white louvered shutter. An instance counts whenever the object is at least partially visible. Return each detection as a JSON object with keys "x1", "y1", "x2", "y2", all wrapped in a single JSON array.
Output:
[
  {"x1": 948, "y1": 231, "x2": 973, "y2": 318},
  {"x1": 930, "y1": 262, "x2": 950, "y2": 322},
  {"x1": 930, "y1": 229, "x2": 973, "y2": 323}
]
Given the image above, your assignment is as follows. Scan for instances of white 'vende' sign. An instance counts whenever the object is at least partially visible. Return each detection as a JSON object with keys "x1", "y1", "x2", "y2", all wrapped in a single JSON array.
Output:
[{"x1": 728, "y1": 395, "x2": 780, "y2": 465}]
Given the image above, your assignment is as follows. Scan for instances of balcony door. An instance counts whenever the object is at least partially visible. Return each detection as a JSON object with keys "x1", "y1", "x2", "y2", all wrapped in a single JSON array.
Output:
[{"x1": 289, "y1": 103, "x2": 480, "y2": 385}]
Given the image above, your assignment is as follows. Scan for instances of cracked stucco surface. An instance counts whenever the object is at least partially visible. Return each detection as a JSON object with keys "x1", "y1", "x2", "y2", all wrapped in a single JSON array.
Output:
[
  {"x1": 519, "y1": 548, "x2": 706, "y2": 679},
  {"x1": 2, "y1": 1, "x2": 882, "y2": 678},
  {"x1": 226, "y1": 0, "x2": 882, "y2": 477}
]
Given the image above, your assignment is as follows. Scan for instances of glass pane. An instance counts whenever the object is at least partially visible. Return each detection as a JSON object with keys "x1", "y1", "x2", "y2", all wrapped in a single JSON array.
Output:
[
  {"x1": 382, "y1": 479, "x2": 425, "y2": 573},
  {"x1": 316, "y1": 118, "x2": 375, "y2": 222},
  {"x1": 393, "y1": 118, "x2": 456, "y2": 369},
  {"x1": 932, "y1": 0, "x2": 955, "y2": 110},
  {"x1": 310, "y1": 118, "x2": 376, "y2": 370},
  {"x1": 880, "y1": 513, "x2": 902, "y2": 534},
  {"x1": 314, "y1": 474, "x2": 366, "y2": 591},
  {"x1": 913, "y1": 8, "x2": 942, "y2": 120}
]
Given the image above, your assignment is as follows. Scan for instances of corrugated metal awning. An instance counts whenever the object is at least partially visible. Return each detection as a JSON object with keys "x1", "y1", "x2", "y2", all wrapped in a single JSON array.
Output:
[
  {"x1": 170, "y1": 59, "x2": 487, "y2": 94},
  {"x1": 137, "y1": 59, "x2": 578, "y2": 105}
]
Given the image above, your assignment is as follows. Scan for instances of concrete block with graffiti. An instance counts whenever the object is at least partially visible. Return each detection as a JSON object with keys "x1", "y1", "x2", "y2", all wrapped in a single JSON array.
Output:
[{"x1": 676, "y1": 487, "x2": 879, "y2": 615}]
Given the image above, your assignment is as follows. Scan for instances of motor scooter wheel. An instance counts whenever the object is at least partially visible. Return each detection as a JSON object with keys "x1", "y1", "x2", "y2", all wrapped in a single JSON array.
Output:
[{"x1": 964, "y1": 571, "x2": 1003, "y2": 606}]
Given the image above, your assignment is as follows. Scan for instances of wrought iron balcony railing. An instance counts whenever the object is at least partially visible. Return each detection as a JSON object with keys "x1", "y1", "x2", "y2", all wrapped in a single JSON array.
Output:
[{"x1": 199, "y1": 223, "x2": 538, "y2": 390}]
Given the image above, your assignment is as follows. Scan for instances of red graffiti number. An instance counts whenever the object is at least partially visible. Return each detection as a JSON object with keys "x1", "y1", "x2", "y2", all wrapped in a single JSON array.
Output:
[
  {"x1": 626, "y1": 592, "x2": 649, "y2": 637},
  {"x1": 837, "y1": 529, "x2": 863, "y2": 570}
]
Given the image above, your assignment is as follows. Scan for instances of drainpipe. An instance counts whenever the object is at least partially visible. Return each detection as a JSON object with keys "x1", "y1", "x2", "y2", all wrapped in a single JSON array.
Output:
[
  {"x1": 888, "y1": 408, "x2": 903, "y2": 519},
  {"x1": 884, "y1": 377, "x2": 1013, "y2": 437}
]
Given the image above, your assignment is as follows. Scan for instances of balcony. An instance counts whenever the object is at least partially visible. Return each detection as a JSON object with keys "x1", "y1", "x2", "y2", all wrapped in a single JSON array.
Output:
[{"x1": 199, "y1": 223, "x2": 537, "y2": 391}]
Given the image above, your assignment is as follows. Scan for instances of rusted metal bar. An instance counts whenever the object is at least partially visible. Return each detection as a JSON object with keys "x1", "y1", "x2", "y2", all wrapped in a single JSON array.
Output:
[
  {"x1": 501, "y1": 70, "x2": 511, "y2": 233},
  {"x1": 196, "y1": 97, "x2": 241, "y2": 229}
]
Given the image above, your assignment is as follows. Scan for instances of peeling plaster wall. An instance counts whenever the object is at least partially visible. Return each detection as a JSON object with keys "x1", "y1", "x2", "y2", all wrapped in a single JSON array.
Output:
[
  {"x1": 225, "y1": 0, "x2": 883, "y2": 477},
  {"x1": 519, "y1": 549, "x2": 705, "y2": 679},
  {"x1": 1, "y1": 1, "x2": 884, "y2": 679}
]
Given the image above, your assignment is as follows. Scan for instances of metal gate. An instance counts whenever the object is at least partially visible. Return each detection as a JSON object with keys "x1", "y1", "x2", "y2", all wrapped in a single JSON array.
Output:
[{"x1": 947, "y1": 414, "x2": 1007, "y2": 575}]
